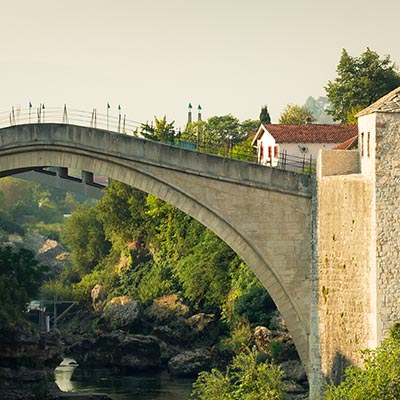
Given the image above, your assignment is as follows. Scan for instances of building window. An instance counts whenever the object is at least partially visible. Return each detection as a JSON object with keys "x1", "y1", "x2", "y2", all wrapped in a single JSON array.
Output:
[
  {"x1": 367, "y1": 132, "x2": 370, "y2": 157},
  {"x1": 274, "y1": 146, "x2": 279, "y2": 158},
  {"x1": 360, "y1": 132, "x2": 364, "y2": 157}
]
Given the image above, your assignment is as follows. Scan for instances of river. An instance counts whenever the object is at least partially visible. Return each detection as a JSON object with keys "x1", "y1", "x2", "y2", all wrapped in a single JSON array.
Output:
[{"x1": 55, "y1": 358, "x2": 195, "y2": 400}]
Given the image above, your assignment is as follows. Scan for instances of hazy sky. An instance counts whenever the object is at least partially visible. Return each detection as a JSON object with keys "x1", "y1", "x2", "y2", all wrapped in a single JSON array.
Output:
[{"x1": 1, "y1": 0, "x2": 400, "y2": 129}]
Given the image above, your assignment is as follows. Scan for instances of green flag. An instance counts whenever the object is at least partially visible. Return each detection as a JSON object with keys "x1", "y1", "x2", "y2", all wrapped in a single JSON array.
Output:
[
  {"x1": 42, "y1": 104, "x2": 45, "y2": 110},
  {"x1": 118, "y1": 104, "x2": 121, "y2": 111},
  {"x1": 29, "y1": 102, "x2": 32, "y2": 108},
  {"x1": 107, "y1": 102, "x2": 111, "y2": 109}
]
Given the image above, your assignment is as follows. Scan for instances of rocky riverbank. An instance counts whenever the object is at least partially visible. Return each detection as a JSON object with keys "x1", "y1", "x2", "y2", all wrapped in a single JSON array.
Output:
[{"x1": 60, "y1": 291, "x2": 309, "y2": 399}]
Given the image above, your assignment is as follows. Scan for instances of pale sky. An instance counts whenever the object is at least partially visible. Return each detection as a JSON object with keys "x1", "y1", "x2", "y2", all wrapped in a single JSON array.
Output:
[{"x1": 1, "y1": 0, "x2": 400, "y2": 129}]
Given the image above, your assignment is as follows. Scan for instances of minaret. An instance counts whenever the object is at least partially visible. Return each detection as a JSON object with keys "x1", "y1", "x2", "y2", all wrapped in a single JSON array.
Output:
[
  {"x1": 197, "y1": 104, "x2": 202, "y2": 121},
  {"x1": 188, "y1": 103, "x2": 193, "y2": 124}
]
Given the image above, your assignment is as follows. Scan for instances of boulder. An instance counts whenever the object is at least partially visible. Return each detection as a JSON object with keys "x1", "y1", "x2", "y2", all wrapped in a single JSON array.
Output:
[
  {"x1": 113, "y1": 335, "x2": 161, "y2": 370},
  {"x1": 69, "y1": 333, "x2": 161, "y2": 371},
  {"x1": 254, "y1": 326, "x2": 272, "y2": 352},
  {"x1": 168, "y1": 348, "x2": 211, "y2": 377},
  {"x1": 144, "y1": 294, "x2": 190, "y2": 323},
  {"x1": 187, "y1": 313, "x2": 219, "y2": 345},
  {"x1": 100, "y1": 299, "x2": 143, "y2": 333},
  {"x1": 91, "y1": 284, "x2": 107, "y2": 312}
]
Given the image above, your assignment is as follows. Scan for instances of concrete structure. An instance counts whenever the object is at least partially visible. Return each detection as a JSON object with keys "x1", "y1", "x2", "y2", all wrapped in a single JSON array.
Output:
[{"x1": 1, "y1": 87, "x2": 400, "y2": 398}]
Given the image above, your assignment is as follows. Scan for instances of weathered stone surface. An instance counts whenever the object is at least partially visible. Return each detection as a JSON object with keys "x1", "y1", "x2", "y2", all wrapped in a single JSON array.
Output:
[
  {"x1": 100, "y1": 299, "x2": 143, "y2": 333},
  {"x1": 91, "y1": 284, "x2": 108, "y2": 312},
  {"x1": 253, "y1": 326, "x2": 272, "y2": 352},
  {"x1": 186, "y1": 313, "x2": 219, "y2": 345},
  {"x1": 144, "y1": 294, "x2": 190, "y2": 323},
  {"x1": 168, "y1": 348, "x2": 211, "y2": 377},
  {"x1": 68, "y1": 333, "x2": 160, "y2": 370}
]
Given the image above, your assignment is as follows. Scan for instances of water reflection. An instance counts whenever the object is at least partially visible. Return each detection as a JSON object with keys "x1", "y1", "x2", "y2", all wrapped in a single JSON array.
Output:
[{"x1": 55, "y1": 358, "x2": 194, "y2": 400}]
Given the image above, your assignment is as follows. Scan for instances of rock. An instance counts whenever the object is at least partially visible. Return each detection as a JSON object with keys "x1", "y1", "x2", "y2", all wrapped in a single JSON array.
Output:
[
  {"x1": 187, "y1": 313, "x2": 219, "y2": 345},
  {"x1": 69, "y1": 333, "x2": 161, "y2": 371},
  {"x1": 254, "y1": 326, "x2": 272, "y2": 352},
  {"x1": 106, "y1": 295, "x2": 133, "y2": 307},
  {"x1": 144, "y1": 294, "x2": 190, "y2": 323},
  {"x1": 91, "y1": 284, "x2": 107, "y2": 312},
  {"x1": 113, "y1": 335, "x2": 161, "y2": 370},
  {"x1": 280, "y1": 360, "x2": 308, "y2": 384},
  {"x1": 0, "y1": 325, "x2": 64, "y2": 400},
  {"x1": 168, "y1": 348, "x2": 211, "y2": 377},
  {"x1": 100, "y1": 299, "x2": 143, "y2": 333}
]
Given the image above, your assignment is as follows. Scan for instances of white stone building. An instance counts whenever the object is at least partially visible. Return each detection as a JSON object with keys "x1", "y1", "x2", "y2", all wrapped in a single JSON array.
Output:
[{"x1": 252, "y1": 123, "x2": 358, "y2": 166}]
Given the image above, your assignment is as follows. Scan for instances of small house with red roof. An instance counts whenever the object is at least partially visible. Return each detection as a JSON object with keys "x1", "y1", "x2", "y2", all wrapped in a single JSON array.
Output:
[{"x1": 251, "y1": 123, "x2": 358, "y2": 166}]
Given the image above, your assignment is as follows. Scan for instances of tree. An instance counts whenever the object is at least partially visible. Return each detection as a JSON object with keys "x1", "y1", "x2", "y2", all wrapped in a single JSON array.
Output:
[
  {"x1": 325, "y1": 48, "x2": 400, "y2": 123},
  {"x1": 62, "y1": 203, "x2": 110, "y2": 276},
  {"x1": 0, "y1": 246, "x2": 46, "y2": 323},
  {"x1": 241, "y1": 119, "x2": 260, "y2": 138},
  {"x1": 141, "y1": 115, "x2": 175, "y2": 143},
  {"x1": 278, "y1": 104, "x2": 316, "y2": 124},
  {"x1": 259, "y1": 105, "x2": 271, "y2": 124},
  {"x1": 207, "y1": 114, "x2": 245, "y2": 151}
]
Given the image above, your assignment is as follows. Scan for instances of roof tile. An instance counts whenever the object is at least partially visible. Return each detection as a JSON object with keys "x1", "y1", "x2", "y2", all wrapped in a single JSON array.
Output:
[{"x1": 261, "y1": 124, "x2": 358, "y2": 143}]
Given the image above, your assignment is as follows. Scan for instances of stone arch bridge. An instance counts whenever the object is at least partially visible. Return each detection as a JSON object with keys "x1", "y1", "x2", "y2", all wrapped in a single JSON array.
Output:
[
  {"x1": 0, "y1": 123, "x2": 313, "y2": 373},
  {"x1": 3, "y1": 90, "x2": 400, "y2": 399}
]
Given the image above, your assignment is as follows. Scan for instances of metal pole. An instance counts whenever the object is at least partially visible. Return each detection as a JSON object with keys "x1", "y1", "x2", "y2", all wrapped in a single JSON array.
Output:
[{"x1": 53, "y1": 292, "x2": 57, "y2": 332}]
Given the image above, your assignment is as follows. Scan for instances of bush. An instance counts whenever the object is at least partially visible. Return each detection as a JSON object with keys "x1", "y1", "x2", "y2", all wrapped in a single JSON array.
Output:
[{"x1": 192, "y1": 348, "x2": 287, "y2": 400}]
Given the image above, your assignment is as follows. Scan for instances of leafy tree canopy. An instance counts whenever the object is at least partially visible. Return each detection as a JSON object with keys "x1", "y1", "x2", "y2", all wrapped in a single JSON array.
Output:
[
  {"x1": 279, "y1": 104, "x2": 316, "y2": 124},
  {"x1": 325, "y1": 48, "x2": 400, "y2": 123},
  {"x1": 0, "y1": 246, "x2": 46, "y2": 323},
  {"x1": 140, "y1": 115, "x2": 175, "y2": 143}
]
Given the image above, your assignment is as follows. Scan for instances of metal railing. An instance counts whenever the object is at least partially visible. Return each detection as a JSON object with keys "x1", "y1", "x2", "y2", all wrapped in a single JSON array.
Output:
[
  {"x1": 0, "y1": 105, "x2": 314, "y2": 174},
  {"x1": 0, "y1": 105, "x2": 143, "y2": 134}
]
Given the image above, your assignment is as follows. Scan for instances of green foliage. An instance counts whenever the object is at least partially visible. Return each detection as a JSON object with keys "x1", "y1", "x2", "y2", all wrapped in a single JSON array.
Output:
[
  {"x1": 221, "y1": 319, "x2": 252, "y2": 353},
  {"x1": 176, "y1": 229, "x2": 235, "y2": 312},
  {"x1": 62, "y1": 203, "x2": 110, "y2": 276},
  {"x1": 325, "y1": 48, "x2": 400, "y2": 123},
  {"x1": 96, "y1": 180, "x2": 148, "y2": 245},
  {"x1": 279, "y1": 104, "x2": 316, "y2": 124},
  {"x1": 323, "y1": 323, "x2": 400, "y2": 400},
  {"x1": 141, "y1": 115, "x2": 176, "y2": 143},
  {"x1": 0, "y1": 246, "x2": 46, "y2": 323},
  {"x1": 259, "y1": 105, "x2": 271, "y2": 124},
  {"x1": 234, "y1": 284, "x2": 276, "y2": 328},
  {"x1": 192, "y1": 348, "x2": 287, "y2": 400}
]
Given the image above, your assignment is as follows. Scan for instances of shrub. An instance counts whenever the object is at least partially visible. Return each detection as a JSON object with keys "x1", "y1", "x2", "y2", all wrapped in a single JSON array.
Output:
[{"x1": 192, "y1": 348, "x2": 287, "y2": 400}]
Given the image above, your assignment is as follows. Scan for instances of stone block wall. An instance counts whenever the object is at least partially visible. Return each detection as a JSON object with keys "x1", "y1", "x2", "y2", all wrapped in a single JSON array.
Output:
[
  {"x1": 374, "y1": 113, "x2": 400, "y2": 343},
  {"x1": 315, "y1": 170, "x2": 375, "y2": 384}
]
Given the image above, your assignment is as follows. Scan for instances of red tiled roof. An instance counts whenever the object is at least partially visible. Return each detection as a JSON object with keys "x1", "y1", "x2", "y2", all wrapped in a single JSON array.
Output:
[
  {"x1": 332, "y1": 135, "x2": 358, "y2": 150},
  {"x1": 255, "y1": 124, "x2": 358, "y2": 144}
]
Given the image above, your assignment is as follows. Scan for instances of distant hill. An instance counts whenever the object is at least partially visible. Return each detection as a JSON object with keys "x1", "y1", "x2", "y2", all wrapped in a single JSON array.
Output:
[{"x1": 304, "y1": 96, "x2": 335, "y2": 124}]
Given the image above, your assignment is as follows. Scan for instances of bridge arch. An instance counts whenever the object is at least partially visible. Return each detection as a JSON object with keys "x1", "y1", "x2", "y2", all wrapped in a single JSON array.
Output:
[{"x1": 0, "y1": 123, "x2": 312, "y2": 374}]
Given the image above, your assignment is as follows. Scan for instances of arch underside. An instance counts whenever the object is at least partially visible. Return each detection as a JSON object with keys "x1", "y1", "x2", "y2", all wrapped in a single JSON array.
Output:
[{"x1": 0, "y1": 139, "x2": 311, "y2": 375}]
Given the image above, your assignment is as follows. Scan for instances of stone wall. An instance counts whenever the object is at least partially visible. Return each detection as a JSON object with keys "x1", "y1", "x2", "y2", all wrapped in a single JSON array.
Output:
[
  {"x1": 318, "y1": 150, "x2": 360, "y2": 177},
  {"x1": 374, "y1": 113, "x2": 400, "y2": 343},
  {"x1": 315, "y1": 168, "x2": 375, "y2": 384}
]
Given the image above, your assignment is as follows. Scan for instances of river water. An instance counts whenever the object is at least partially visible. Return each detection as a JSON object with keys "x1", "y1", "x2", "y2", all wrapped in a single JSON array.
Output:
[{"x1": 55, "y1": 358, "x2": 195, "y2": 400}]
